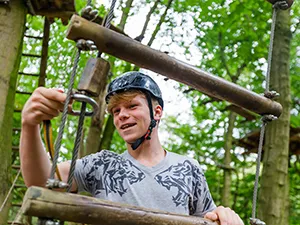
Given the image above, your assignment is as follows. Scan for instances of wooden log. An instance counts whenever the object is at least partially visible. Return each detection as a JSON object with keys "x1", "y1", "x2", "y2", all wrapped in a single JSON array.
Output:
[
  {"x1": 66, "y1": 15, "x2": 282, "y2": 118},
  {"x1": 22, "y1": 186, "x2": 218, "y2": 225}
]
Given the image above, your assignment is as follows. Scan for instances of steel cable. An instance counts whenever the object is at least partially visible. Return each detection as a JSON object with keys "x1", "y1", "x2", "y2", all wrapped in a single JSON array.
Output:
[
  {"x1": 50, "y1": 49, "x2": 81, "y2": 179},
  {"x1": 251, "y1": 6, "x2": 279, "y2": 223}
]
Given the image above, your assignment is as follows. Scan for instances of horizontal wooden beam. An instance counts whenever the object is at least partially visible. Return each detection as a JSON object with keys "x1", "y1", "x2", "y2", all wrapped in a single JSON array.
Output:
[
  {"x1": 22, "y1": 186, "x2": 218, "y2": 225},
  {"x1": 66, "y1": 15, "x2": 282, "y2": 117}
]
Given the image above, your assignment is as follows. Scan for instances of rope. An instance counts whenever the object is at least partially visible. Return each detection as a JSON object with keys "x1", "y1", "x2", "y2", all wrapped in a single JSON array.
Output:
[
  {"x1": 67, "y1": 102, "x2": 87, "y2": 192},
  {"x1": 43, "y1": 120, "x2": 62, "y2": 181},
  {"x1": 50, "y1": 49, "x2": 81, "y2": 179},
  {"x1": 0, "y1": 170, "x2": 21, "y2": 212}
]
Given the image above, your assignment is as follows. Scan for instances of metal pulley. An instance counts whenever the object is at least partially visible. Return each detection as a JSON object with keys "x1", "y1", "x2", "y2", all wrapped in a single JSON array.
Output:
[{"x1": 77, "y1": 58, "x2": 110, "y2": 97}]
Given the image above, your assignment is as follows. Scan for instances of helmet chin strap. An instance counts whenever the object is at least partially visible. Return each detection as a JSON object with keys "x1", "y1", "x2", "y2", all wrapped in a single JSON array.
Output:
[{"x1": 131, "y1": 92, "x2": 157, "y2": 150}]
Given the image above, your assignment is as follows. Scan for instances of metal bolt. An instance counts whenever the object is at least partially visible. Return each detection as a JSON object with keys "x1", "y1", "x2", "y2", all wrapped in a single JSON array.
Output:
[
  {"x1": 46, "y1": 179, "x2": 69, "y2": 189},
  {"x1": 250, "y1": 218, "x2": 266, "y2": 225}
]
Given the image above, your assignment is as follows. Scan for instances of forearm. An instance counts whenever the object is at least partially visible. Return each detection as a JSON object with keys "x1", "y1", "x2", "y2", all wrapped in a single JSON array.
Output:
[{"x1": 20, "y1": 123, "x2": 51, "y2": 187}]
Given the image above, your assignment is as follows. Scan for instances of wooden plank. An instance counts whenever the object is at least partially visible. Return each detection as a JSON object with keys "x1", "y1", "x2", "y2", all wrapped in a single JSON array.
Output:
[
  {"x1": 66, "y1": 15, "x2": 282, "y2": 118},
  {"x1": 22, "y1": 186, "x2": 218, "y2": 225}
]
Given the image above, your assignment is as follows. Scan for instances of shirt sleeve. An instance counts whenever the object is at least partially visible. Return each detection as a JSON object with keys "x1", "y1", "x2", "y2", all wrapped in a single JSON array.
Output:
[
  {"x1": 74, "y1": 153, "x2": 97, "y2": 193},
  {"x1": 190, "y1": 160, "x2": 216, "y2": 217}
]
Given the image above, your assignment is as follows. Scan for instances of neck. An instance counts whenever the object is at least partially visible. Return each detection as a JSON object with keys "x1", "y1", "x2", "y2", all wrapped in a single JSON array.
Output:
[{"x1": 127, "y1": 133, "x2": 165, "y2": 167}]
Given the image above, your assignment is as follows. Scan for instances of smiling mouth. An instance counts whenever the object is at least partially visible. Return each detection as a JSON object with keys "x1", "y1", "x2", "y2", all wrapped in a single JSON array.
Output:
[{"x1": 120, "y1": 123, "x2": 136, "y2": 130}]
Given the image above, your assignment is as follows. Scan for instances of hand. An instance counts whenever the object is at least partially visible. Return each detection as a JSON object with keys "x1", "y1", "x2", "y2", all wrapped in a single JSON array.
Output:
[
  {"x1": 204, "y1": 206, "x2": 244, "y2": 225},
  {"x1": 21, "y1": 87, "x2": 67, "y2": 126}
]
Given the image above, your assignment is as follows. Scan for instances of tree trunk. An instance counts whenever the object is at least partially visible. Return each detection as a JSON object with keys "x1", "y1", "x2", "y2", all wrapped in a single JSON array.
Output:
[
  {"x1": 221, "y1": 111, "x2": 236, "y2": 207},
  {"x1": 84, "y1": 90, "x2": 107, "y2": 155},
  {"x1": 0, "y1": 1, "x2": 26, "y2": 224},
  {"x1": 258, "y1": 9, "x2": 291, "y2": 225},
  {"x1": 99, "y1": 114, "x2": 115, "y2": 151}
]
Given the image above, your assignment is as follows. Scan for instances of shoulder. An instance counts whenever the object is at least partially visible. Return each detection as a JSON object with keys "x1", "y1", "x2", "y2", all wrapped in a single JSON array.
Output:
[
  {"x1": 167, "y1": 151, "x2": 200, "y2": 166},
  {"x1": 166, "y1": 151, "x2": 205, "y2": 175},
  {"x1": 79, "y1": 150, "x2": 123, "y2": 165}
]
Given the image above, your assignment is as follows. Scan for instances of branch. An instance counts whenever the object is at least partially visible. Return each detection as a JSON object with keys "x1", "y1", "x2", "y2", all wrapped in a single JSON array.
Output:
[
  {"x1": 134, "y1": 0, "x2": 161, "y2": 42},
  {"x1": 218, "y1": 32, "x2": 233, "y2": 77},
  {"x1": 118, "y1": 0, "x2": 134, "y2": 30},
  {"x1": 147, "y1": 0, "x2": 174, "y2": 47}
]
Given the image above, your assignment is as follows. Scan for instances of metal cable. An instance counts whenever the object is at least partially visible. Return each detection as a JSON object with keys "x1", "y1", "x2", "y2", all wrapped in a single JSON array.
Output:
[
  {"x1": 250, "y1": 6, "x2": 280, "y2": 223},
  {"x1": 251, "y1": 122, "x2": 267, "y2": 219},
  {"x1": 104, "y1": 0, "x2": 117, "y2": 29},
  {"x1": 50, "y1": 49, "x2": 81, "y2": 179},
  {"x1": 87, "y1": 0, "x2": 92, "y2": 7},
  {"x1": 97, "y1": 0, "x2": 117, "y2": 58},
  {"x1": 265, "y1": 7, "x2": 278, "y2": 92},
  {"x1": 67, "y1": 102, "x2": 87, "y2": 192}
]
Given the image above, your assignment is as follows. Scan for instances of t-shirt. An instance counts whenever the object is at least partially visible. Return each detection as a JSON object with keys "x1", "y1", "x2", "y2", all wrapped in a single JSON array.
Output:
[{"x1": 74, "y1": 150, "x2": 216, "y2": 217}]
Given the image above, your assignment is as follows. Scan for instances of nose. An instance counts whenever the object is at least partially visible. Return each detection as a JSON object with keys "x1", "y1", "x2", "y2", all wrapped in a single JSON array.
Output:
[{"x1": 118, "y1": 107, "x2": 129, "y2": 120}]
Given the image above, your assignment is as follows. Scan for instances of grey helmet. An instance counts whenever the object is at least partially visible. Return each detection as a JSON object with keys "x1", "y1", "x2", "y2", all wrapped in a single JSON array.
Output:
[
  {"x1": 105, "y1": 71, "x2": 163, "y2": 150},
  {"x1": 105, "y1": 71, "x2": 163, "y2": 108}
]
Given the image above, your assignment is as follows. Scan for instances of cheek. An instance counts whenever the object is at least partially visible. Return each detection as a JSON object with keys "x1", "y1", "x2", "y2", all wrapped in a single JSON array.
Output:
[{"x1": 113, "y1": 117, "x2": 118, "y2": 127}]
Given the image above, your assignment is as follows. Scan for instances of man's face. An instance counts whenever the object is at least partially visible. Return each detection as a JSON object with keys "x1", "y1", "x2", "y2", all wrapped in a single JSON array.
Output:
[{"x1": 112, "y1": 94, "x2": 151, "y2": 144}]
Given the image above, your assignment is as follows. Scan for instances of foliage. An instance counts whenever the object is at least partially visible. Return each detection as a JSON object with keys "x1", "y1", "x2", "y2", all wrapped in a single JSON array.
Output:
[{"x1": 7, "y1": 0, "x2": 300, "y2": 223}]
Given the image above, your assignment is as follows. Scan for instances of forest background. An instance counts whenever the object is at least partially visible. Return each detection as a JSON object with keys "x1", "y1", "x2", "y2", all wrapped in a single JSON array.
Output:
[{"x1": 1, "y1": 0, "x2": 299, "y2": 225}]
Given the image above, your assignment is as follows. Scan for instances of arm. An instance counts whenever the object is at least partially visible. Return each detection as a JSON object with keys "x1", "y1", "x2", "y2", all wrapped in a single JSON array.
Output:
[{"x1": 20, "y1": 87, "x2": 73, "y2": 188}]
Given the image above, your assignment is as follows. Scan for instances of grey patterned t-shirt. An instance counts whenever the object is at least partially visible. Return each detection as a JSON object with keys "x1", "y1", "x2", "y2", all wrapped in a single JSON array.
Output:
[{"x1": 74, "y1": 150, "x2": 216, "y2": 217}]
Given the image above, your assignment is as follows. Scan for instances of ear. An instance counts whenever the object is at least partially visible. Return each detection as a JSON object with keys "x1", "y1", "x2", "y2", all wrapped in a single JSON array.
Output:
[{"x1": 154, "y1": 105, "x2": 163, "y2": 120}]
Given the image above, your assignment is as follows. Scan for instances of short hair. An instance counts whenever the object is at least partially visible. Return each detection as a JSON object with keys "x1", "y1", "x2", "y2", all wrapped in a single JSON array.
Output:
[{"x1": 107, "y1": 89, "x2": 159, "y2": 114}]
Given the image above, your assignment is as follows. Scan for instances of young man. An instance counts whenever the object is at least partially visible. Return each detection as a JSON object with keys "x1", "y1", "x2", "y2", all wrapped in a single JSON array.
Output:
[{"x1": 20, "y1": 71, "x2": 244, "y2": 225}]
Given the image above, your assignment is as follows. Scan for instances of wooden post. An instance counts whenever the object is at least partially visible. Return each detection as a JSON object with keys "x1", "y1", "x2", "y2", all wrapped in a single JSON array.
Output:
[
  {"x1": 22, "y1": 186, "x2": 218, "y2": 225},
  {"x1": 66, "y1": 15, "x2": 282, "y2": 117},
  {"x1": 0, "y1": 0, "x2": 26, "y2": 223}
]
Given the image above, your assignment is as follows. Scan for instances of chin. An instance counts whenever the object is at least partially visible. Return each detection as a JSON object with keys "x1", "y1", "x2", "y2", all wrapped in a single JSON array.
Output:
[{"x1": 122, "y1": 134, "x2": 143, "y2": 145}]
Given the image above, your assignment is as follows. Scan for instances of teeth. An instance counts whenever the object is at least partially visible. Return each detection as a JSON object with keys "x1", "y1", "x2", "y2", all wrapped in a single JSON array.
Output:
[{"x1": 121, "y1": 124, "x2": 134, "y2": 129}]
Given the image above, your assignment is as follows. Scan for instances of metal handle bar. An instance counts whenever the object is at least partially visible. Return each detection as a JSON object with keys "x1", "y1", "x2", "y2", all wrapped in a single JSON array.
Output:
[{"x1": 69, "y1": 93, "x2": 98, "y2": 117}]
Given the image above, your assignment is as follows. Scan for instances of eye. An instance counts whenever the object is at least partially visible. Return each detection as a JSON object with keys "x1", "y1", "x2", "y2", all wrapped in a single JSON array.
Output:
[
  {"x1": 129, "y1": 104, "x2": 137, "y2": 109},
  {"x1": 113, "y1": 108, "x2": 120, "y2": 115}
]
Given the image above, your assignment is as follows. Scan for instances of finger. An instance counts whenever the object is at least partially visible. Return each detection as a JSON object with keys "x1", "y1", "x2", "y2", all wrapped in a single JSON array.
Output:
[
  {"x1": 30, "y1": 92, "x2": 64, "y2": 113},
  {"x1": 38, "y1": 87, "x2": 67, "y2": 103},
  {"x1": 215, "y1": 206, "x2": 229, "y2": 225},
  {"x1": 40, "y1": 97, "x2": 65, "y2": 112},
  {"x1": 232, "y1": 211, "x2": 244, "y2": 225},
  {"x1": 25, "y1": 106, "x2": 59, "y2": 125},
  {"x1": 30, "y1": 101, "x2": 61, "y2": 118}
]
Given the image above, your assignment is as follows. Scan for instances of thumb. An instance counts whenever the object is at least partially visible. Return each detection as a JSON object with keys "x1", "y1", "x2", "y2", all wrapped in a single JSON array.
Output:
[{"x1": 204, "y1": 211, "x2": 219, "y2": 221}]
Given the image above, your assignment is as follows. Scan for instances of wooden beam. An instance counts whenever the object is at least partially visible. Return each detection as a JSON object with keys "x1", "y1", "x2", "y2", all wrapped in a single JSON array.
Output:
[
  {"x1": 66, "y1": 15, "x2": 282, "y2": 118},
  {"x1": 22, "y1": 186, "x2": 218, "y2": 225}
]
